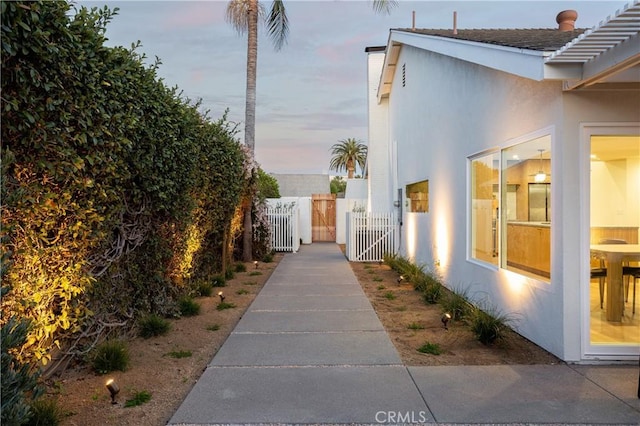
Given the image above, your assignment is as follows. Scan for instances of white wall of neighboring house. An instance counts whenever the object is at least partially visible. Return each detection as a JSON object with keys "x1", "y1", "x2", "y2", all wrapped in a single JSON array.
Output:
[{"x1": 376, "y1": 42, "x2": 640, "y2": 361}]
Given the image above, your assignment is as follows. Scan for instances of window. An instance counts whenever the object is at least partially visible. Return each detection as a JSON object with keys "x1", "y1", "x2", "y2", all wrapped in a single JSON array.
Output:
[
  {"x1": 406, "y1": 180, "x2": 428, "y2": 213},
  {"x1": 469, "y1": 134, "x2": 551, "y2": 281},
  {"x1": 470, "y1": 153, "x2": 499, "y2": 266}
]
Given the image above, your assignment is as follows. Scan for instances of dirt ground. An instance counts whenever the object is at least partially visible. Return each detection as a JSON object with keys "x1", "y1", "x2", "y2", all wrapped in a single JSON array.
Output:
[{"x1": 51, "y1": 249, "x2": 559, "y2": 426}]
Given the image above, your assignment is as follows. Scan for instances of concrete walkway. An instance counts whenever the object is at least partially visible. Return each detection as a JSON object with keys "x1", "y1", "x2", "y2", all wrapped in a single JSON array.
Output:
[{"x1": 169, "y1": 243, "x2": 640, "y2": 426}]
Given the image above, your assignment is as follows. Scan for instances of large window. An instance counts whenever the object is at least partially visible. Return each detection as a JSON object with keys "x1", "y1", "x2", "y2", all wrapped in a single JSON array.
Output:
[{"x1": 469, "y1": 134, "x2": 551, "y2": 281}]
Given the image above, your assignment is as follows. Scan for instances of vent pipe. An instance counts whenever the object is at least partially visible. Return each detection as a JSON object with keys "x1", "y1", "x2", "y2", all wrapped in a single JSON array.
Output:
[
  {"x1": 453, "y1": 11, "x2": 458, "y2": 35},
  {"x1": 412, "y1": 10, "x2": 415, "y2": 30},
  {"x1": 556, "y1": 10, "x2": 578, "y2": 31}
]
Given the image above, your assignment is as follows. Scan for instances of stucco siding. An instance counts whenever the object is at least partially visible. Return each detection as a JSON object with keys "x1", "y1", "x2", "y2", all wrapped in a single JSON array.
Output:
[{"x1": 387, "y1": 45, "x2": 570, "y2": 357}]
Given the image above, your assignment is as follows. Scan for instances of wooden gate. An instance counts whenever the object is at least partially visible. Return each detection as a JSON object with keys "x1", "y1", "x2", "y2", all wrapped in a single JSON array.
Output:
[{"x1": 312, "y1": 193, "x2": 336, "y2": 242}]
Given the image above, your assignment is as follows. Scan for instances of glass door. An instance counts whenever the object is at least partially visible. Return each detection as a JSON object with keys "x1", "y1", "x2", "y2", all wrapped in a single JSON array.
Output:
[{"x1": 587, "y1": 130, "x2": 640, "y2": 357}]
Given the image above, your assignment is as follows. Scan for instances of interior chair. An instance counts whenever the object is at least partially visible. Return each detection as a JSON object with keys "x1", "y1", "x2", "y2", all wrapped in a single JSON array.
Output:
[
  {"x1": 622, "y1": 266, "x2": 639, "y2": 314},
  {"x1": 592, "y1": 239, "x2": 627, "y2": 310}
]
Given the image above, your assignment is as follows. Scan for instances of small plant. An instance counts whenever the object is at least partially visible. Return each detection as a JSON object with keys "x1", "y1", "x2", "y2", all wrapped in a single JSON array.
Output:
[
  {"x1": 195, "y1": 280, "x2": 213, "y2": 297},
  {"x1": 262, "y1": 252, "x2": 274, "y2": 263},
  {"x1": 206, "y1": 324, "x2": 221, "y2": 331},
  {"x1": 234, "y1": 262, "x2": 247, "y2": 273},
  {"x1": 367, "y1": 269, "x2": 375, "y2": 275},
  {"x1": 469, "y1": 303, "x2": 515, "y2": 345},
  {"x1": 377, "y1": 284, "x2": 385, "y2": 290},
  {"x1": 224, "y1": 269, "x2": 235, "y2": 280},
  {"x1": 395, "y1": 305, "x2": 407, "y2": 312},
  {"x1": 217, "y1": 302, "x2": 236, "y2": 311},
  {"x1": 137, "y1": 314, "x2": 171, "y2": 338},
  {"x1": 384, "y1": 291, "x2": 396, "y2": 300},
  {"x1": 166, "y1": 350, "x2": 192, "y2": 359},
  {"x1": 124, "y1": 390, "x2": 152, "y2": 408},
  {"x1": 372, "y1": 276, "x2": 383, "y2": 282},
  {"x1": 407, "y1": 322, "x2": 424, "y2": 330},
  {"x1": 363, "y1": 264, "x2": 372, "y2": 270},
  {"x1": 244, "y1": 280, "x2": 257, "y2": 286},
  {"x1": 441, "y1": 287, "x2": 473, "y2": 321},
  {"x1": 26, "y1": 398, "x2": 64, "y2": 426},
  {"x1": 178, "y1": 296, "x2": 201, "y2": 316},
  {"x1": 91, "y1": 340, "x2": 129, "y2": 374},
  {"x1": 417, "y1": 342, "x2": 442, "y2": 355},
  {"x1": 236, "y1": 289, "x2": 249, "y2": 295},
  {"x1": 249, "y1": 271, "x2": 262, "y2": 276},
  {"x1": 211, "y1": 275, "x2": 226, "y2": 287},
  {"x1": 422, "y1": 282, "x2": 442, "y2": 304}
]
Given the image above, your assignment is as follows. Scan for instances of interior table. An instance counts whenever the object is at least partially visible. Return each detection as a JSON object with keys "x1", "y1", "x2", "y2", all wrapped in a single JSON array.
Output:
[{"x1": 590, "y1": 244, "x2": 640, "y2": 322}]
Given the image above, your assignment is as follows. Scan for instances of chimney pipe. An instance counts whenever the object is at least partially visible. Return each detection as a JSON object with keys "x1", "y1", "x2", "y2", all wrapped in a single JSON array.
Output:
[
  {"x1": 453, "y1": 11, "x2": 458, "y2": 35},
  {"x1": 412, "y1": 10, "x2": 415, "y2": 30},
  {"x1": 556, "y1": 10, "x2": 578, "y2": 31}
]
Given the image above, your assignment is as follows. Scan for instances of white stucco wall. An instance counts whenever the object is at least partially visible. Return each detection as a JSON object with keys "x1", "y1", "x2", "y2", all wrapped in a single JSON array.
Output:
[
  {"x1": 367, "y1": 50, "x2": 393, "y2": 213},
  {"x1": 380, "y1": 43, "x2": 640, "y2": 361}
]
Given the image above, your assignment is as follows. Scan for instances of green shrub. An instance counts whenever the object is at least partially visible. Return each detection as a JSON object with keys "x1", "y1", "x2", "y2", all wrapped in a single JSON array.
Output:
[
  {"x1": 194, "y1": 280, "x2": 213, "y2": 297},
  {"x1": 166, "y1": 350, "x2": 191, "y2": 359},
  {"x1": 137, "y1": 314, "x2": 171, "y2": 339},
  {"x1": 422, "y1": 282, "x2": 442, "y2": 304},
  {"x1": 249, "y1": 271, "x2": 262, "y2": 276},
  {"x1": 216, "y1": 302, "x2": 236, "y2": 311},
  {"x1": 124, "y1": 390, "x2": 151, "y2": 408},
  {"x1": 206, "y1": 324, "x2": 221, "y2": 331},
  {"x1": 469, "y1": 304, "x2": 515, "y2": 345},
  {"x1": 234, "y1": 263, "x2": 247, "y2": 273},
  {"x1": 407, "y1": 322, "x2": 424, "y2": 330},
  {"x1": 91, "y1": 340, "x2": 129, "y2": 374},
  {"x1": 262, "y1": 252, "x2": 274, "y2": 263},
  {"x1": 26, "y1": 398, "x2": 64, "y2": 426},
  {"x1": 1, "y1": 287, "x2": 43, "y2": 425},
  {"x1": 236, "y1": 289, "x2": 249, "y2": 295},
  {"x1": 211, "y1": 275, "x2": 226, "y2": 287},
  {"x1": 178, "y1": 296, "x2": 200, "y2": 316},
  {"x1": 417, "y1": 342, "x2": 442, "y2": 355},
  {"x1": 441, "y1": 287, "x2": 473, "y2": 321},
  {"x1": 384, "y1": 291, "x2": 396, "y2": 300},
  {"x1": 224, "y1": 269, "x2": 235, "y2": 280}
]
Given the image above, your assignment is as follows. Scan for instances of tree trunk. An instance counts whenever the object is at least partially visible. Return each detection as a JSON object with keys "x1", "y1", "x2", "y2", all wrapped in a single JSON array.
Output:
[{"x1": 242, "y1": 0, "x2": 259, "y2": 262}]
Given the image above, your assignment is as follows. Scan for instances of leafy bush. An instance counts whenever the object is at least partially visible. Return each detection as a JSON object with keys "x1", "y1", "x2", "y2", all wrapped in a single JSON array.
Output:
[
  {"x1": 1, "y1": 286, "x2": 43, "y2": 425},
  {"x1": 441, "y1": 287, "x2": 473, "y2": 321},
  {"x1": 469, "y1": 303, "x2": 515, "y2": 345},
  {"x1": 91, "y1": 340, "x2": 129, "y2": 374},
  {"x1": 234, "y1": 262, "x2": 247, "y2": 273},
  {"x1": 178, "y1": 296, "x2": 200, "y2": 316},
  {"x1": 193, "y1": 280, "x2": 213, "y2": 297},
  {"x1": 224, "y1": 269, "x2": 235, "y2": 280},
  {"x1": 137, "y1": 314, "x2": 171, "y2": 339},
  {"x1": 422, "y1": 282, "x2": 442, "y2": 304},
  {"x1": 417, "y1": 342, "x2": 442, "y2": 355},
  {"x1": 124, "y1": 390, "x2": 151, "y2": 408},
  {"x1": 26, "y1": 398, "x2": 64, "y2": 426},
  {"x1": 262, "y1": 251, "x2": 274, "y2": 263},
  {"x1": 211, "y1": 275, "x2": 226, "y2": 287}
]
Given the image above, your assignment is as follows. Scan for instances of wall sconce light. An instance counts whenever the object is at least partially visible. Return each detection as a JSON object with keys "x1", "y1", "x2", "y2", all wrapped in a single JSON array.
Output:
[
  {"x1": 397, "y1": 275, "x2": 404, "y2": 284},
  {"x1": 218, "y1": 291, "x2": 225, "y2": 303},
  {"x1": 105, "y1": 378, "x2": 119, "y2": 404},
  {"x1": 441, "y1": 313, "x2": 452, "y2": 330},
  {"x1": 254, "y1": 260, "x2": 259, "y2": 269}
]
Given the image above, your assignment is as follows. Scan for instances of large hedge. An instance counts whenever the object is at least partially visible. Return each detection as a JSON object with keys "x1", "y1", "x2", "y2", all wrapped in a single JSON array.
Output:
[{"x1": 1, "y1": 1, "x2": 248, "y2": 370}]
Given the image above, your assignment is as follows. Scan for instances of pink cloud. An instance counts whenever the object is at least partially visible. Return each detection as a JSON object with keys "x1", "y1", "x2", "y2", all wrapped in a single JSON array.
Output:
[{"x1": 162, "y1": 2, "x2": 225, "y2": 30}]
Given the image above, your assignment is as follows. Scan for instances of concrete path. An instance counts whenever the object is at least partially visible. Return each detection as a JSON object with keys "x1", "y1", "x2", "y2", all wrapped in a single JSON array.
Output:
[{"x1": 169, "y1": 243, "x2": 640, "y2": 426}]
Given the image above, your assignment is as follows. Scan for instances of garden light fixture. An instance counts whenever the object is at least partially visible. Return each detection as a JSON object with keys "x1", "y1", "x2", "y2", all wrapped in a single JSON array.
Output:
[
  {"x1": 218, "y1": 291, "x2": 225, "y2": 303},
  {"x1": 254, "y1": 260, "x2": 259, "y2": 269},
  {"x1": 105, "y1": 378, "x2": 119, "y2": 404},
  {"x1": 441, "y1": 313, "x2": 452, "y2": 330},
  {"x1": 397, "y1": 275, "x2": 404, "y2": 284}
]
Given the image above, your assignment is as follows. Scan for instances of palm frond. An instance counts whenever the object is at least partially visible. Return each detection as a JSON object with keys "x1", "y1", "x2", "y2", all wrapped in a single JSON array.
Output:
[
  {"x1": 267, "y1": 0, "x2": 289, "y2": 51},
  {"x1": 372, "y1": 0, "x2": 398, "y2": 15}
]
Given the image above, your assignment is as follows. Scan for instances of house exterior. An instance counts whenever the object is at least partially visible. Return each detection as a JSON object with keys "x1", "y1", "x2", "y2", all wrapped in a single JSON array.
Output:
[{"x1": 364, "y1": 3, "x2": 640, "y2": 362}]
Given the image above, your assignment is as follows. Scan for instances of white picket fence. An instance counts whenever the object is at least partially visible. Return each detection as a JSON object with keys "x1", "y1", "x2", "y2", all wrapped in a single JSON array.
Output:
[
  {"x1": 266, "y1": 204, "x2": 300, "y2": 252},
  {"x1": 346, "y1": 212, "x2": 396, "y2": 262}
]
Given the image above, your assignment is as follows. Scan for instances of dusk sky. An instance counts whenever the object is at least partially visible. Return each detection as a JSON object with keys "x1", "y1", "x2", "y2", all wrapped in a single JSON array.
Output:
[{"x1": 81, "y1": 1, "x2": 630, "y2": 175}]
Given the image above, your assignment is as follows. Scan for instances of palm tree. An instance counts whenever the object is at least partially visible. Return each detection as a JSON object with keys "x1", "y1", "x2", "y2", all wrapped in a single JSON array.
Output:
[
  {"x1": 329, "y1": 138, "x2": 367, "y2": 179},
  {"x1": 226, "y1": 0, "x2": 396, "y2": 260}
]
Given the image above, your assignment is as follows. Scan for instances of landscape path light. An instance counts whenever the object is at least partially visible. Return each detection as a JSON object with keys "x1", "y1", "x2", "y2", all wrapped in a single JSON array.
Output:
[
  {"x1": 105, "y1": 378, "x2": 119, "y2": 405},
  {"x1": 218, "y1": 291, "x2": 225, "y2": 303},
  {"x1": 254, "y1": 260, "x2": 259, "y2": 269},
  {"x1": 441, "y1": 312, "x2": 452, "y2": 330}
]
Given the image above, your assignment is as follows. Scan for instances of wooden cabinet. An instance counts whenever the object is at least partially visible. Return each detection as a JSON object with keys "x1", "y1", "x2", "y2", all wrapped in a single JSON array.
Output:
[{"x1": 506, "y1": 222, "x2": 550, "y2": 278}]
